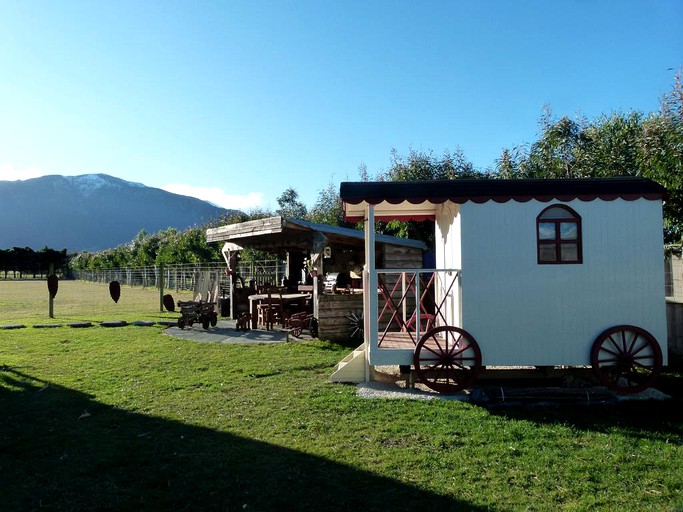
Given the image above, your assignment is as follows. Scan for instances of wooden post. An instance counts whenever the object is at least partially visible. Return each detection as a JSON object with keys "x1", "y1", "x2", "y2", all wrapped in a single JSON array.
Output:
[
  {"x1": 159, "y1": 264, "x2": 164, "y2": 312},
  {"x1": 364, "y1": 205, "x2": 376, "y2": 382},
  {"x1": 48, "y1": 263, "x2": 55, "y2": 318},
  {"x1": 312, "y1": 273, "x2": 319, "y2": 320}
]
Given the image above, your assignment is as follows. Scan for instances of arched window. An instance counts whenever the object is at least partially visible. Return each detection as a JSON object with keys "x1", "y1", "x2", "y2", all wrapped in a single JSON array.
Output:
[{"x1": 537, "y1": 205, "x2": 582, "y2": 264}]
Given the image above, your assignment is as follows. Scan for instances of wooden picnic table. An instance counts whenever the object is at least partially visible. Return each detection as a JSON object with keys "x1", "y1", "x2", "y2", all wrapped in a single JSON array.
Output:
[{"x1": 247, "y1": 292, "x2": 311, "y2": 329}]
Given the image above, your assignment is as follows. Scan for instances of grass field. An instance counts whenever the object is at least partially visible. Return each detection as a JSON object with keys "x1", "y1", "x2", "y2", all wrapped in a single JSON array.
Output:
[
  {"x1": 1, "y1": 280, "x2": 682, "y2": 511},
  {"x1": 0, "y1": 279, "x2": 195, "y2": 324}
]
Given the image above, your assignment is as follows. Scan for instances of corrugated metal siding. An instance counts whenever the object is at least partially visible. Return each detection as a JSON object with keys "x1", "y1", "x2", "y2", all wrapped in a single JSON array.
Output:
[{"x1": 458, "y1": 198, "x2": 667, "y2": 366}]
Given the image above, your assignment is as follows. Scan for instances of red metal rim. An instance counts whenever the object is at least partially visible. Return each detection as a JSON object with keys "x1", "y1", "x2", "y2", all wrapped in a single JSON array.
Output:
[
  {"x1": 590, "y1": 325, "x2": 663, "y2": 394},
  {"x1": 413, "y1": 326, "x2": 483, "y2": 394}
]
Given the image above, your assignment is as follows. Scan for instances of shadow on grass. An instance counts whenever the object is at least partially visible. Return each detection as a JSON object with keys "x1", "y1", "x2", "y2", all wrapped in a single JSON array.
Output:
[
  {"x1": 0, "y1": 367, "x2": 483, "y2": 512},
  {"x1": 479, "y1": 373, "x2": 683, "y2": 444}
]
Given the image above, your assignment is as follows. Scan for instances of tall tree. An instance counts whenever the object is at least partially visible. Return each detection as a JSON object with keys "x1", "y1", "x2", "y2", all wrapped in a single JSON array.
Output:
[
  {"x1": 308, "y1": 181, "x2": 348, "y2": 227},
  {"x1": 496, "y1": 74, "x2": 683, "y2": 241},
  {"x1": 376, "y1": 148, "x2": 488, "y2": 245},
  {"x1": 276, "y1": 187, "x2": 307, "y2": 219},
  {"x1": 640, "y1": 73, "x2": 683, "y2": 241}
]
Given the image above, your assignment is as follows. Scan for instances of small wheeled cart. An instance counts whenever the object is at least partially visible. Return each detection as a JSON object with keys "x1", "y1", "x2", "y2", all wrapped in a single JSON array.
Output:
[
  {"x1": 336, "y1": 177, "x2": 669, "y2": 394},
  {"x1": 286, "y1": 312, "x2": 319, "y2": 338},
  {"x1": 177, "y1": 300, "x2": 218, "y2": 330}
]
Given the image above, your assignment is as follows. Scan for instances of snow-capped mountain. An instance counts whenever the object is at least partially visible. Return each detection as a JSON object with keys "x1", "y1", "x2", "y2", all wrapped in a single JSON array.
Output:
[{"x1": 0, "y1": 174, "x2": 234, "y2": 251}]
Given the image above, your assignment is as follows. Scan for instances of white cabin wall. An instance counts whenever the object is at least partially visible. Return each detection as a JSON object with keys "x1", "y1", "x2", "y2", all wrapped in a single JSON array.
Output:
[
  {"x1": 459, "y1": 199, "x2": 667, "y2": 366},
  {"x1": 435, "y1": 201, "x2": 461, "y2": 328}
]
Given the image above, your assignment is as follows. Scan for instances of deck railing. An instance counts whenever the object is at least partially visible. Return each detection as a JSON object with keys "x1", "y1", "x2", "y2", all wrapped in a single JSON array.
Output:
[{"x1": 376, "y1": 268, "x2": 461, "y2": 348}]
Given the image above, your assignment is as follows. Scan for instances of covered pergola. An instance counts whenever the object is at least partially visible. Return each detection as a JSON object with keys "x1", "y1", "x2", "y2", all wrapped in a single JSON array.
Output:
[
  {"x1": 206, "y1": 216, "x2": 427, "y2": 337},
  {"x1": 206, "y1": 215, "x2": 426, "y2": 283}
]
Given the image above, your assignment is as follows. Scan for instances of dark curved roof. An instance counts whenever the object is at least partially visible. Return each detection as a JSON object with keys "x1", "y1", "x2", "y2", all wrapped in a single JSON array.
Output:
[{"x1": 341, "y1": 177, "x2": 666, "y2": 222}]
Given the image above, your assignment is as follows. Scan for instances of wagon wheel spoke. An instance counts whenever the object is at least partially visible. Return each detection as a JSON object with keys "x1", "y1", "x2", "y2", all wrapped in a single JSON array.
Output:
[
  {"x1": 591, "y1": 325, "x2": 662, "y2": 394},
  {"x1": 421, "y1": 344, "x2": 445, "y2": 358},
  {"x1": 430, "y1": 335, "x2": 447, "y2": 354},
  {"x1": 626, "y1": 333, "x2": 639, "y2": 354},
  {"x1": 629, "y1": 342, "x2": 652, "y2": 358},
  {"x1": 599, "y1": 346, "x2": 621, "y2": 358},
  {"x1": 607, "y1": 335, "x2": 624, "y2": 355},
  {"x1": 449, "y1": 343, "x2": 474, "y2": 359}
]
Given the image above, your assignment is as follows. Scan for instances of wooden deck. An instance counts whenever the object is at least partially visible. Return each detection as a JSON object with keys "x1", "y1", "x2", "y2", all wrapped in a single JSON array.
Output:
[
  {"x1": 378, "y1": 331, "x2": 418, "y2": 350},
  {"x1": 379, "y1": 329, "x2": 472, "y2": 352}
]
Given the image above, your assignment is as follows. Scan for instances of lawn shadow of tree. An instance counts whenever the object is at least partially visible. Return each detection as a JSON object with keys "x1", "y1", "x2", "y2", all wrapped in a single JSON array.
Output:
[
  {"x1": 474, "y1": 373, "x2": 683, "y2": 444},
  {"x1": 0, "y1": 367, "x2": 484, "y2": 512}
]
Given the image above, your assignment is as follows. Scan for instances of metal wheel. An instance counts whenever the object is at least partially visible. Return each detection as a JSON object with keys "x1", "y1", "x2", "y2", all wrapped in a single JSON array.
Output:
[
  {"x1": 210, "y1": 312, "x2": 218, "y2": 327},
  {"x1": 591, "y1": 325, "x2": 663, "y2": 394},
  {"x1": 413, "y1": 326, "x2": 482, "y2": 394},
  {"x1": 346, "y1": 311, "x2": 363, "y2": 339},
  {"x1": 202, "y1": 316, "x2": 211, "y2": 330},
  {"x1": 177, "y1": 317, "x2": 185, "y2": 329}
]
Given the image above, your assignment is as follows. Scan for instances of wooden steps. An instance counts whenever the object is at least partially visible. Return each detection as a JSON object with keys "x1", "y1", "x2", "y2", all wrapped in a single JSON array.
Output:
[{"x1": 330, "y1": 345, "x2": 367, "y2": 383}]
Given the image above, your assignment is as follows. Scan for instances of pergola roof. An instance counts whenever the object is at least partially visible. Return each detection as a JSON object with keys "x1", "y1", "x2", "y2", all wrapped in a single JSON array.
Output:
[
  {"x1": 205, "y1": 216, "x2": 427, "y2": 252},
  {"x1": 341, "y1": 177, "x2": 667, "y2": 222}
]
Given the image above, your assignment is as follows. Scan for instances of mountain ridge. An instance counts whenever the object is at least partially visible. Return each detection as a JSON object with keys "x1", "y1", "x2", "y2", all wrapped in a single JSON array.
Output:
[{"x1": 0, "y1": 174, "x2": 235, "y2": 252}]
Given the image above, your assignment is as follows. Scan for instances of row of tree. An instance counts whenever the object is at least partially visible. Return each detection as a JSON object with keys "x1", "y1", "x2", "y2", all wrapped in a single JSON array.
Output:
[
  {"x1": 69, "y1": 227, "x2": 222, "y2": 270},
  {"x1": 0, "y1": 247, "x2": 69, "y2": 278}
]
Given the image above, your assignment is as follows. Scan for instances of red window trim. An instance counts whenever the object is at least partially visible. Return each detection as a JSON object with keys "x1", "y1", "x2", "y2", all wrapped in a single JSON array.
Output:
[{"x1": 536, "y1": 204, "x2": 583, "y2": 265}]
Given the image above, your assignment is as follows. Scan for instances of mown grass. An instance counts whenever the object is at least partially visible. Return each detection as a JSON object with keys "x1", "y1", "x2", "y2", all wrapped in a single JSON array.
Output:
[
  {"x1": 0, "y1": 280, "x2": 194, "y2": 324},
  {"x1": 1, "y1": 280, "x2": 682, "y2": 511}
]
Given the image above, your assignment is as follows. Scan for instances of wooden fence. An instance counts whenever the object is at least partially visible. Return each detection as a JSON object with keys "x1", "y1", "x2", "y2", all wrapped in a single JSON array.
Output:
[{"x1": 667, "y1": 299, "x2": 683, "y2": 357}]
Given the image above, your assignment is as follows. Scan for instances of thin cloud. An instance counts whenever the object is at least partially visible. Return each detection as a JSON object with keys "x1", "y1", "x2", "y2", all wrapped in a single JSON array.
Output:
[
  {"x1": 0, "y1": 164, "x2": 50, "y2": 181},
  {"x1": 161, "y1": 184, "x2": 263, "y2": 210}
]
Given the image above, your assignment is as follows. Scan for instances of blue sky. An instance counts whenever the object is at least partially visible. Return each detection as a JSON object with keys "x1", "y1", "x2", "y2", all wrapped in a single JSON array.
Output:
[{"x1": 0, "y1": 0, "x2": 681, "y2": 211}]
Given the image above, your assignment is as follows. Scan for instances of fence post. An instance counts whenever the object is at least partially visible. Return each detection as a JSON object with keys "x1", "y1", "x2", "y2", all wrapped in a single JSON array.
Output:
[
  {"x1": 159, "y1": 264, "x2": 164, "y2": 312},
  {"x1": 48, "y1": 263, "x2": 55, "y2": 318}
]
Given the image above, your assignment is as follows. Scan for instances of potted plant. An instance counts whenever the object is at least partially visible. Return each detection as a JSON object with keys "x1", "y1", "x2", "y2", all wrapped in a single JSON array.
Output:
[{"x1": 304, "y1": 258, "x2": 317, "y2": 278}]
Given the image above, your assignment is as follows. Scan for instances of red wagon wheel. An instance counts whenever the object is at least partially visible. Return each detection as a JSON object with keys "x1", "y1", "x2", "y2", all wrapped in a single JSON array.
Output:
[
  {"x1": 591, "y1": 325, "x2": 663, "y2": 394},
  {"x1": 413, "y1": 326, "x2": 483, "y2": 394}
]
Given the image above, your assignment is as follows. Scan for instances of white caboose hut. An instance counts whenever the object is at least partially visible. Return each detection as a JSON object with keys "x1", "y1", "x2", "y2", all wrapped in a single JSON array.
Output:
[{"x1": 333, "y1": 177, "x2": 668, "y2": 394}]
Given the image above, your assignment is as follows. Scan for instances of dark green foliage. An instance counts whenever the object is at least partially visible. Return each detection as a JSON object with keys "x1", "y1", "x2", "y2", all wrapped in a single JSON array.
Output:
[
  {"x1": 373, "y1": 148, "x2": 490, "y2": 245},
  {"x1": 0, "y1": 246, "x2": 68, "y2": 278},
  {"x1": 308, "y1": 181, "x2": 353, "y2": 228},
  {"x1": 69, "y1": 226, "x2": 225, "y2": 270},
  {"x1": 384, "y1": 147, "x2": 488, "y2": 182},
  {"x1": 276, "y1": 187, "x2": 308, "y2": 219}
]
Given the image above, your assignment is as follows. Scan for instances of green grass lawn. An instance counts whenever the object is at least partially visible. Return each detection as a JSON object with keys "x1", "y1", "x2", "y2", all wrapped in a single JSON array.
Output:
[{"x1": 1, "y1": 280, "x2": 682, "y2": 511}]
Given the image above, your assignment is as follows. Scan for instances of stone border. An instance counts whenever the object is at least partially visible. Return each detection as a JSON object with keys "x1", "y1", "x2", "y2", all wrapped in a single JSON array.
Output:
[
  {"x1": 101, "y1": 321, "x2": 128, "y2": 328},
  {"x1": 1, "y1": 321, "x2": 174, "y2": 330}
]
